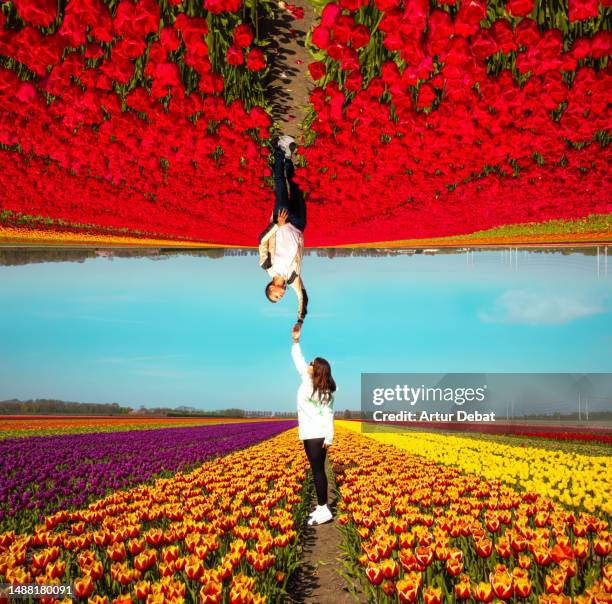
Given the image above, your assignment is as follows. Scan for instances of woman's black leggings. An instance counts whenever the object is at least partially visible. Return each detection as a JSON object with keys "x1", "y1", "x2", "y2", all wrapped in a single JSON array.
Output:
[{"x1": 303, "y1": 438, "x2": 328, "y2": 506}]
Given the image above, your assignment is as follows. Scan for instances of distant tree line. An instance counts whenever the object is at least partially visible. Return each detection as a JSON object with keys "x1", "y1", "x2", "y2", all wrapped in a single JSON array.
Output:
[
  {"x1": 0, "y1": 399, "x2": 132, "y2": 415},
  {"x1": 0, "y1": 399, "x2": 350, "y2": 418},
  {"x1": 1, "y1": 246, "x2": 600, "y2": 266}
]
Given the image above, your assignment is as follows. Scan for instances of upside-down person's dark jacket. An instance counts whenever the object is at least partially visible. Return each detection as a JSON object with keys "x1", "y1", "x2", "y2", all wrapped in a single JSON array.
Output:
[{"x1": 258, "y1": 221, "x2": 308, "y2": 324}]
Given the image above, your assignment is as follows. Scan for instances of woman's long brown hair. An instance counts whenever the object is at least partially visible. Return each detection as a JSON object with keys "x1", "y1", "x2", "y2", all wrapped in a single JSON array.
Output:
[{"x1": 311, "y1": 357, "x2": 336, "y2": 405}]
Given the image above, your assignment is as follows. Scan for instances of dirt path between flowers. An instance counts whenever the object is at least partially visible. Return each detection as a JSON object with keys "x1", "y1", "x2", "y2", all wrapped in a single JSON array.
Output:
[
  {"x1": 287, "y1": 460, "x2": 367, "y2": 604},
  {"x1": 261, "y1": 0, "x2": 315, "y2": 142}
]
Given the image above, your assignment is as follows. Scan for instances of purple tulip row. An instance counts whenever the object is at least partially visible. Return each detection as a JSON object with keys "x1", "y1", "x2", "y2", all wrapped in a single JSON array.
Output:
[{"x1": 0, "y1": 420, "x2": 296, "y2": 532}]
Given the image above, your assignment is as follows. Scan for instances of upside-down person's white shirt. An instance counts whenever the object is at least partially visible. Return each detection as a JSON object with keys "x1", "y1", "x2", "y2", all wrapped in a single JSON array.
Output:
[
  {"x1": 272, "y1": 223, "x2": 303, "y2": 280},
  {"x1": 291, "y1": 342, "x2": 334, "y2": 445}
]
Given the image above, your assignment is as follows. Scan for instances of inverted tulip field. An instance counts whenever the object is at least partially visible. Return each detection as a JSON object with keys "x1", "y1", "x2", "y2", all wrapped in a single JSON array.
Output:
[
  {"x1": 0, "y1": 420, "x2": 610, "y2": 603},
  {"x1": 0, "y1": 0, "x2": 610, "y2": 246}
]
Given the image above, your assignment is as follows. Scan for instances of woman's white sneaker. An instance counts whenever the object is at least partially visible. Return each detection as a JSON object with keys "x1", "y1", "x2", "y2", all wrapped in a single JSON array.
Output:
[
  {"x1": 308, "y1": 504, "x2": 332, "y2": 525},
  {"x1": 277, "y1": 135, "x2": 297, "y2": 159}
]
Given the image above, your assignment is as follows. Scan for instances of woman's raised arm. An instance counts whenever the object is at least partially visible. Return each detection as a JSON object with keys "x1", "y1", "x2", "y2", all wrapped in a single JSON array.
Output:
[
  {"x1": 291, "y1": 342, "x2": 309, "y2": 376},
  {"x1": 291, "y1": 327, "x2": 309, "y2": 375}
]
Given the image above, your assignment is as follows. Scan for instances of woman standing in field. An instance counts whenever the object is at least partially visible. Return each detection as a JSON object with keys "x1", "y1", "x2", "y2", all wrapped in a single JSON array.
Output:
[{"x1": 291, "y1": 325, "x2": 336, "y2": 526}]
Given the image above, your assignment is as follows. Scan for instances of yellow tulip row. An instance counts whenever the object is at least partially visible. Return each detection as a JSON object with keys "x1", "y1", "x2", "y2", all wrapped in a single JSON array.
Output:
[
  {"x1": 336, "y1": 421, "x2": 612, "y2": 515},
  {"x1": 0, "y1": 225, "x2": 215, "y2": 247}
]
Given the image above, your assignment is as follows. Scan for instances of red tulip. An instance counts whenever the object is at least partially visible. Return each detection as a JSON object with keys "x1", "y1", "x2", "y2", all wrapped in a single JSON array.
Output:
[
  {"x1": 246, "y1": 48, "x2": 266, "y2": 71},
  {"x1": 226, "y1": 44, "x2": 244, "y2": 65}
]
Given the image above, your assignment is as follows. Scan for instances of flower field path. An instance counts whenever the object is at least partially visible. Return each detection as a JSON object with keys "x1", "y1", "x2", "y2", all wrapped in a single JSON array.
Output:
[
  {"x1": 263, "y1": 0, "x2": 315, "y2": 140},
  {"x1": 289, "y1": 459, "x2": 366, "y2": 603}
]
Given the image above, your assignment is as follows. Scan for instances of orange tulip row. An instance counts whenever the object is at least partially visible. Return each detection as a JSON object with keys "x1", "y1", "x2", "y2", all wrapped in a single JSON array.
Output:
[
  {"x1": 328, "y1": 428, "x2": 611, "y2": 604},
  {"x1": 0, "y1": 225, "x2": 207, "y2": 248},
  {"x1": 0, "y1": 429, "x2": 310, "y2": 604}
]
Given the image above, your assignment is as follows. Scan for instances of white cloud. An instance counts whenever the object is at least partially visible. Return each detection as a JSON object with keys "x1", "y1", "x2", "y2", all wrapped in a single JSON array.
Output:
[{"x1": 479, "y1": 290, "x2": 608, "y2": 325}]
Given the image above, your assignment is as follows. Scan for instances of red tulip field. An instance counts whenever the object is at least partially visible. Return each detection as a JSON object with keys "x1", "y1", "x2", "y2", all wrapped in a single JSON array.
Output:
[{"x1": 0, "y1": 0, "x2": 610, "y2": 246}]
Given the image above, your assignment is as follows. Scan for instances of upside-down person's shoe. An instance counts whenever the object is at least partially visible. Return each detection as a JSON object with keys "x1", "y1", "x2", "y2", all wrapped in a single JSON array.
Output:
[
  {"x1": 308, "y1": 505, "x2": 333, "y2": 526},
  {"x1": 277, "y1": 135, "x2": 297, "y2": 159}
]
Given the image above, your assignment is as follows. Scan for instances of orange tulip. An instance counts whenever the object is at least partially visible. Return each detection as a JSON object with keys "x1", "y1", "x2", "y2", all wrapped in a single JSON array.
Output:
[
  {"x1": 533, "y1": 547, "x2": 553, "y2": 566},
  {"x1": 396, "y1": 573, "x2": 422, "y2": 603},
  {"x1": 455, "y1": 575, "x2": 471, "y2": 599},
  {"x1": 93, "y1": 531, "x2": 111, "y2": 547},
  {"x1": 107, "y1": 542, "x2": 127, "y2": 563},
  {"x1": 538, "y1": 596, "x2": 572, "y2": 604},
  {"x1": 492, "y1": 570, "x2": 513, "y2": 599},
  {"x1": 551, "y1": 543, "x2": 573, "y2": 563},
  {"x1": 134, "y1": 580, "x2": 152, "y2": 600},
  {"x1": 476, "y1": 538, "x2": 493, "y2": 557},
  {"x1": 45, "y1": 559, "x2": 65, "y2": 580},
  {"x1": 485, "y1": 515, "x2": 500, "y2": 533},
  {"x1": 199, "y1": 580, "x2": 222, "y2": 604},
  {"x1": 544, "y1": 570, "x2": 566, "y2": 595},
  {"x1": 185, "y1": 559, "x2": 205, "y2": 581},
  {"x1": 594, "y1": 538, "x2": 611, "y2": 557},
  {"x1": 158, "y1": 561, "x2": 175, "y2": 577},
  {"x1": 423, "y1": 586, "x2": 442, "y2": 604},
  {"x1": 365, "y1": 563, "x2": 383, "y2": 586},
  {"x1": 83, "y1": 561, "x2": 104, "y2": 581},
  {"x1": 128, "y1": 538, "x2": 146, "y2": 556},
  {"x1": 251, "y1": 553, "x2": 275, "y2": 572},
  {"x1": 74, "y1": 575, "x2": 94, "y2": 599},
  {"x1": 380, "y1": 557, "x2": 399, "y2": 579},
  {"x1": 229, "y1": 588, "x2": 251, "y2": 604},
  {"x1": 495, "y1": 537, "x2": 512, "y2": 559},
  {"x1": 382, "y1": 579, "x2": 396, "y2": 596},
  {"x1": 162, "y1": 545, "x2": 179, "y2": 563},
  {"x1": 473, "y1": 581, "x2": 494, "y2": 602},
  {"x1": 573, "y1": 537, "x2": 589, "y2": 559},
  {"x1": 399, "y1": 532, "x2": 415, "y2": 548},
  {"x1": 513, "y1": 569, "x2": 532, "y2": 599},
  {"x1": 511, "y1": 534, "x2": 528, "y2": 552},
  {"x1": 446, "y1": 557, "x2": 463, "y2": 576},
  {"x1": 559, "y1": 559, "x2": 577, "y2": 578},
  {"x1": 134, "y1": 549, "x2": 157, "y2": 572},
  {"x1": 415, "y1": 546, "x2": 434, "y2": 567}
]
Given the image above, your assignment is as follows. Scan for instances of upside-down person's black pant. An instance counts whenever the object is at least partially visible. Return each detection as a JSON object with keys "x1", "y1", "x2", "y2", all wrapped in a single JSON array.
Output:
[
  {"x1": 273, "y1": 148, "x2": 306, "y2": 232},
  {"x1": 303, "y1": 438, "x2": 328, "y2": 506}
]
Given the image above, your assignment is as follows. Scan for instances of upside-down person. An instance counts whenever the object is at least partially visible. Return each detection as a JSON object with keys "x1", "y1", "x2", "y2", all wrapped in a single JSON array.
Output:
[{"x1": 258, "y1": 135, "x2": 308, "y2": 335}]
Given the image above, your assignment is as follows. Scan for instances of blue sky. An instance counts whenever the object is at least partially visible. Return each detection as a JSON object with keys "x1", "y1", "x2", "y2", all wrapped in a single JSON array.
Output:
[{"x1": 1, "y1": 248, "x2": 611, "y2": 411}]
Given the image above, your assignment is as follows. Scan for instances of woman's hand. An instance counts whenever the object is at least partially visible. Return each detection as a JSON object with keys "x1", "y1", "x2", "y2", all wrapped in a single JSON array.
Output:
[
  {"x1": 277, "y1": 208, "x2": 289, "y2": 226},
  {"x1": 292, "y1": 322, "x2": 301, "y2": 342},
  {"x1": 322, "y1": 442, "x2": 331, "y2": 449}
]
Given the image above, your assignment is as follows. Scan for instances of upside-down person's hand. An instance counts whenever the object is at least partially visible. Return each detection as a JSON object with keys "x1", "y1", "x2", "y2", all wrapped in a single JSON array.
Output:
[
  {"x1": 277, "y1": 208, "x2": 288, "y2": 226},
  {"x1": 292, "y1": 322, "x2": 301, "y2": 342}
]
